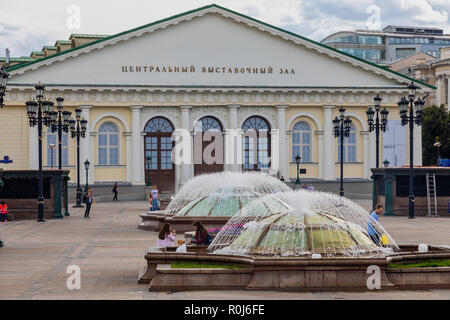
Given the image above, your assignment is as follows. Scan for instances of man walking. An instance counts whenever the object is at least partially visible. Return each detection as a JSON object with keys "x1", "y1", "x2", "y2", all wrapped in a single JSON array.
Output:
[{"x1": 84, "y1": 188, "x2": 94, "y2": 219}]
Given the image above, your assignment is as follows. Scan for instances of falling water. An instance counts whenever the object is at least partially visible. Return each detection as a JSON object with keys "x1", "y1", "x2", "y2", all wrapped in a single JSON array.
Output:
[
  {"x1": 165, "y1": 171, "x2": 291, "y2": 215},
  {"x1": 208, "y1": 190, "x2": 399, "y2": 258}
]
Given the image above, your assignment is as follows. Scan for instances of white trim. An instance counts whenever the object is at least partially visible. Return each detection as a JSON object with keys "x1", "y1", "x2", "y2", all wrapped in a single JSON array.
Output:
[
  {"x1": 286, "y1": 112, "x2": 323, "y2": 131},
  {"x1": 191, "y1": 114, "x2": 227, "y2": 132},
  {"x1": 90, "y1": 112, "x2": 131, "y2": 132},
  {"x1": 141, "y1": 113, "x2": 178, "y2": 132},
  {"x1": 345, "y1": 112, "x2": 369, "y2": 132},
  {"x1": 239, "y1": 114, "x2": 274, "y2": 130}
]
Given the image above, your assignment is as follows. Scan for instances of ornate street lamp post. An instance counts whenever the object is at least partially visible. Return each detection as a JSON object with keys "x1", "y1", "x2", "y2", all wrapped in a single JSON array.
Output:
[
  {"x1": 397, "y1": 82, "x2": 425, "y2": 219},
  {"x1": 146, "y1": 155, "x2": 152, "y2": 187},
  {"x1": 366, "y1": 94, "x2": 389, "y2": 168},
  {"x1": 69, "y1": 109, "x2": 88, "y2": 207},
  {"x1": 50, "y1": 97, "x2": 71, "y2": 216},
  {"x1": 50, "y1": 97, "x2": 71, "y2": 170},
  {"x1": 26, "y1": 83, "x2": 54, "y2": 222},
  {"x1": 84, "y1": 159, "x2": 90, "y2": 193},
  {"x1": 333, "y1": 107, "x2": 352, "y2": 197},
  {"x1": 295, "y1": 154, "x2": 301, "y2": 189}
]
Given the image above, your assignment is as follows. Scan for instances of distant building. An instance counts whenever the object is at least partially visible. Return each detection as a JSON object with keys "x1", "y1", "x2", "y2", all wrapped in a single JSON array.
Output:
[
  {"x1": 321, "y1": 25, "x2": 450, "y2": 64},
  {"x1": 389, "y1": 51, "x2": 436, "y2": 76},
  {"x1": 411, "y1": 47, "x2": 450, "y2": 110}
]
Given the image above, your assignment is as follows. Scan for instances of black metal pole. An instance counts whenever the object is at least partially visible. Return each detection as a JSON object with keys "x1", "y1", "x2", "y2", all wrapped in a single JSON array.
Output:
[
  {"x1": 84, "y1": 168, "x2": 89, "y2": 193},
  {"x1": 339, "y1": 122, "x2": 344, "y2": 197},
  {"x1": 58, "y1": 112, "x2": 62, "y2": 170},
  {"x1": 73, "y1": 127, "x2": 83, "y2": 208},
  {"x1": 409, "y1": 101, "x2": 415, "y2": 219},
  {"x1": 375, "y1": 110, "x2": 380, "y2": 169},
  {"x1": 37, "y1": 101, "x2": 45, "y2": 222}
]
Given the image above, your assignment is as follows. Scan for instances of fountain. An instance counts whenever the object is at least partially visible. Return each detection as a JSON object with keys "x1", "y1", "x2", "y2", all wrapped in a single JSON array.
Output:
[
  {"x1": 138, "y1": 172, "x2": 291, "y2": 231},
  {"x1": 208, "y1": 190, "x2": 399, "y2": 257},
  {"x1": 140, "y1": 190, "x2": 450, "y2": 291}
]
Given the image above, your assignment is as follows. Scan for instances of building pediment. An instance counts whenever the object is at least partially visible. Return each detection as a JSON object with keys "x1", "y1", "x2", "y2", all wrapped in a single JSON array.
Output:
[{"x1": 7, "y1": 4, "x2": 433, "y2": 91}]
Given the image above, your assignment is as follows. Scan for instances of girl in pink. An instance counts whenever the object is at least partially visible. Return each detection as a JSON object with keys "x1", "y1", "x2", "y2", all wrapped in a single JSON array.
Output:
[{"x1": 157, "y1": 223, "x2": 176, "y2": 247}]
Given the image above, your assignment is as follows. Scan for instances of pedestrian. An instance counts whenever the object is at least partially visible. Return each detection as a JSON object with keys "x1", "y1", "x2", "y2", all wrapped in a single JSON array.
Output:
[
  {"x1": 0, "y1": 201, "x2": 8, "y2": 223},
  {"x1": 84, "y1": 188, "x2": 94, "y2": 219},
  {"x1": 112, "y1": 183, "x2": 118, "y2": 201},
  {"x1": 191, "y1": 221, "x2": 212, "y2": 245},
  {"x1": 308, "y1": 184, "x2": 315, "y2": 192},
  {"x1": 157, "y1": 223, "x2": 176, "y2": 247},
  {"x1": 149, "y1": 185, "x2": 160, "y2": 211},
  {"x1": 302, "y1": 184, "x2": 308, "y2": 190},
  {"x1": 368, "y1": 204, "x2": 383, "y2": 244}
]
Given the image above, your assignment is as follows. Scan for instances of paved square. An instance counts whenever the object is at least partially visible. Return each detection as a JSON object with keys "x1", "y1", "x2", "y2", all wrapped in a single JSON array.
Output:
[{"x1": 0, "y1": 200, "x2": 449, "y2": 300}]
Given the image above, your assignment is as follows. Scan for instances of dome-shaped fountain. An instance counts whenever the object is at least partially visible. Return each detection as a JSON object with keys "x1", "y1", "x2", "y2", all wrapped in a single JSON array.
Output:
[
  {"x1": 139, "y1": 172, "x2": 291, "y2": 231},
  {"x1": 165, "y1": 172, "x2": 291, "y2": 215},
  {"x1": 208, "y1": 190, "x2": 399, "y2": 257}
]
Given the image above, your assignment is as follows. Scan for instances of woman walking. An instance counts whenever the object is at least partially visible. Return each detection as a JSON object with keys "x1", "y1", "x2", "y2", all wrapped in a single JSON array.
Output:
[{"x1": 112, "y1": 183, "x2": 118, "y2": 201}]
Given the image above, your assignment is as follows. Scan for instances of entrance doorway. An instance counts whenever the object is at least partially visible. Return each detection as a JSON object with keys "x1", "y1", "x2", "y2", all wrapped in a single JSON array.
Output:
[
  {"x1": 144, "y1": 117, "x2": 175, "y2": 192},
  {"x1": 193, "y1": 116, "x2": 224, "y2": 176}
]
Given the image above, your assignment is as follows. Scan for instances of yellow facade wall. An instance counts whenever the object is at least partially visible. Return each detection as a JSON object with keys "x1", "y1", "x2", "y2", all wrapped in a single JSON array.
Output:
[{"x1": 0, "y1": 105, "x2": 28, "y2": 170}]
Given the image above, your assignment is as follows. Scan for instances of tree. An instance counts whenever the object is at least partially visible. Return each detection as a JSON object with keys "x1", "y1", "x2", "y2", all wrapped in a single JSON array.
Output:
[{"x1": 422, "y1": 104, "x2": 450, "y2": 166}]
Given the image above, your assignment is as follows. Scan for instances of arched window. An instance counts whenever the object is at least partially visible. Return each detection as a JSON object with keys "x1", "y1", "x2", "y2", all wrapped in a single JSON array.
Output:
[
  {"x1": 98, "y1": 122, "x2": 119, "y2": 165},
  {"x1": 291, "y1": 121, "x2": 311, "y2": 162},
  {"x1": 193, "y1": 116, "x2": 222, "y2": 132},
  {"x1": 144, "y1": 117, "x2": 174, "y2": 133},
  {"x1": 242, "y1": 116, "x2": 270, "y2": 171},
  {"x1": 338, "y1": 123, "x2": 357, "y2": 162},
  {"x1": 47, "y1": 128, "x2": 68, "y2": 167}
]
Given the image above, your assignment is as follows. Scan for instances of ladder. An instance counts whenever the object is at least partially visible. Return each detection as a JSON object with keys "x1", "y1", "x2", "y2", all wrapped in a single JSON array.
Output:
[{"x1": 426, "y1": 173, "x2": 439, "y2": 217}]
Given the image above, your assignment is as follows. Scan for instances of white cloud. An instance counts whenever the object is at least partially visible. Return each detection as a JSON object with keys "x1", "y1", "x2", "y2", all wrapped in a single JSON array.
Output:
[{"x1": 1, "y1": 0, "x2": 449, "y2": 57}]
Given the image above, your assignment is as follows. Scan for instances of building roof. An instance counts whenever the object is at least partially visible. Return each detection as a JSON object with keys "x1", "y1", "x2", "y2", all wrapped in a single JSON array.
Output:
[{"x1": 5, "y1": 4, "x2": 435, "y2": 89}]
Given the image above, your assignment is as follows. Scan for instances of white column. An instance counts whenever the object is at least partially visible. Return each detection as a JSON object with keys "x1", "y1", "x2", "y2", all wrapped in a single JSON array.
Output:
[
  {"x1": 130, "y1": 106, "x2": 144, "y2": 185},
  {"x1": 270, "y1": 129, "x2": 279, "y2": 175},
  {"x1": 277, "y1": 105, "x2": 289, "y2": 179},
  {"x1": 368, "y1": 131, "x2": 376, "y2": 170},
  {"x1": 316, "y1": 131, "x2": 324, "y2": 179},
  {"x1": 89, "y1": 132, "x2": 96, "y2": 183},
  {"x1": 28, "y1": 126, "x2": 38, "y2": 170},
  {"x1": 413, "y1": 124, "x2": 422, "y2": 166},
  {"x1": 124, "y1": 132, "x2": 132, "y2": 182},
  {"x1": 323, "y1": 106, "x2": 336, "y2": 180},
  {"x1": 447, "y1": 75, "x2": 450, "y2": 111},
  {"x1": 172, "y1": 130, "x2": 182, "y2": 193},
  {"x1": 226, "y1": 105, "x2": 240, "y2": 172},
  {"x1": 228, "y1": 104, "x2": 240, "y2": 129},
  {"x1": 436, "y1": 76, "x2": 441, "y2": 107},
  {"x1": 79, "y1": 105, "x2": 92, "y2": 185},
  {"x1": 180, "y1": 106, "x2": 193, "y2": 185},
  {"x1": 361, "y1": 131, "x2": 370, "y2": 178}
]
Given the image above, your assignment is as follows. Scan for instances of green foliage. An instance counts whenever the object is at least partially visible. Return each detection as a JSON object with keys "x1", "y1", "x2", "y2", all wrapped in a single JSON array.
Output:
[
  {"x1": 388, "y1": 259, "x2": 450, "y2": 268},
  {"x1": 422, "y1": 105, "x2": 450, "y2": 166},
  {"x1": 170, "y1": 262, "x2": 248, "y2": 269}
]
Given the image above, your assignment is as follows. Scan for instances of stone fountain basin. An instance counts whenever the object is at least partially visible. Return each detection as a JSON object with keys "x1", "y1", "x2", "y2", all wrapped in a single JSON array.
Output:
[
  {"x1": 139, "y1": 212, "x2": 231, "y2": 233},
  {"x1": 138, "y1": 245, "x2": 450, "y2": 291},
  {"x1": 138, "y1": 211, "x2": 171, "y2": 231}
]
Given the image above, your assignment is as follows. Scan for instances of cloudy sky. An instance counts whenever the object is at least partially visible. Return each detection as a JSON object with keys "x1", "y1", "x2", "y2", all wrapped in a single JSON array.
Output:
[{"x1": 1, "y1": 0, "x2": 449, "y2": 57}]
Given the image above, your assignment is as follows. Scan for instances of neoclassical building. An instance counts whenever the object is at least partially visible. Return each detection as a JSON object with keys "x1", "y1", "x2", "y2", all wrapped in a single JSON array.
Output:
[{"x1": 0, "y1": 4, "x2": 433, "y2": 192}]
